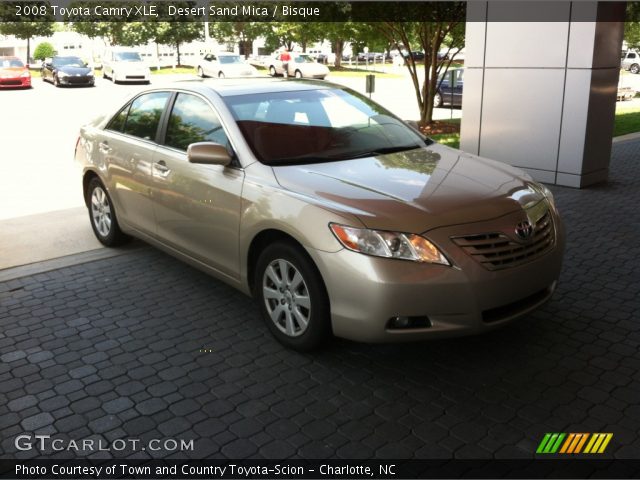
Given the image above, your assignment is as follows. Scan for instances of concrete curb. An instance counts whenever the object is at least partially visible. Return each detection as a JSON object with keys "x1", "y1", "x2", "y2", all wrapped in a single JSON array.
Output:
[
  {"x1": 612, "y1": 131, "x2": 640, "y2": 143},
  {"x1": 0, "y1": 243, "x2": 146, "y2": 283}
]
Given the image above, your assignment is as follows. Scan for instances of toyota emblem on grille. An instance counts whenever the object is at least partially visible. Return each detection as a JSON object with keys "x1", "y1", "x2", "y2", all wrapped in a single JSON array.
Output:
[{"x1": 515, "y1": 220, "x2": 534, "y2": 240}]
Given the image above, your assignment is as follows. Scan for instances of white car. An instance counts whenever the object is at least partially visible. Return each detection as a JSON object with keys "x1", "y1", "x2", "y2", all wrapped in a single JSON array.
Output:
[
  {"x1": 268, "y1": 54, "x2": 329, "y2": 79},
  {"x1": 102, "y1": 49, "x2": 151, "y2": 84},
  {"x1": 197, "y1": 53, "x2": 258, "y2": 79}
]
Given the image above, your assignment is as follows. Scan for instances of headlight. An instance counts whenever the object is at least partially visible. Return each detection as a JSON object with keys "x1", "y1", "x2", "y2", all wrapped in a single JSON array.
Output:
[
  {"x1": 58, "y1": 71, "x2": 68, "y2": 78},
  {"x1": 87, "y1": 71, "x2": 94, "y2": 77},
  {"x1": 20, "y1": 70, "x2": 30, "y2": 78},
  {"x1": 536, "y1": 183, "x2": 557, "y2": 211},
  {"x1": 329, "y1": 223, "x2": 450, "y2": 265}
]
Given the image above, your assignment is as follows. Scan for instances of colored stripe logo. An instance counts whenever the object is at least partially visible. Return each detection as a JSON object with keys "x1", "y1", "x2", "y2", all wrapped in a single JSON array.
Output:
[{"x1": 536, "y1": 433, "x2": 613, "y2": 454}]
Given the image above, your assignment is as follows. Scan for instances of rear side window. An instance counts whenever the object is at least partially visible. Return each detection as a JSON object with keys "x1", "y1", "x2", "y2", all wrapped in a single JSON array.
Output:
[
  {"x1": 164, "y1": 93, "x2": 229, "y2": 151},
  {"x1": 106, "y1": 104, "x2": 130, "y2": 133},
  {"x1": 123, "y1": 92, "x2": 171, "y2": 141}
]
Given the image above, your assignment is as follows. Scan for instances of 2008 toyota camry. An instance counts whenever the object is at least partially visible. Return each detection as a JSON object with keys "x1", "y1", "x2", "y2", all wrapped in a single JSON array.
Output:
[{"x1": 75, "y1": 78, "x2": 564, "y2": 350}]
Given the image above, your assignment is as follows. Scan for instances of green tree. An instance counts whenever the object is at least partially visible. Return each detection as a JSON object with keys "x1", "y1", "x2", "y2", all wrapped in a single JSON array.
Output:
[
  {"x1": 33, "y1": 41, "x2": 55, "y2": 60},
  {"x1": 209, "y1": 22, "x2": 270, "y2": 58},
  {"x1": 0, "y1": 22, "x2": 54, "y2": 64},
  {"x1": 374, "y1": 2, "x2": 466, "y2": 125},
  {"x1": 152, "y1": 23, "x2": 204, "y2": 66},
  {"x1": 624, "y1": 4, "x2": 640, "y2": 49}
]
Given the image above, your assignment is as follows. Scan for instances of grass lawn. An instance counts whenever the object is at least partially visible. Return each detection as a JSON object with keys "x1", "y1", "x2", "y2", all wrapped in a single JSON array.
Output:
[
  {"x1": 150, "y1": 66, "x2": 197, "y2": 75},
  {"x1": 427, "y1": 104, "x2": 640, "y2": 149},
  {"x1": 613, "y1": 105, "x2": 640, "y2": 137}
]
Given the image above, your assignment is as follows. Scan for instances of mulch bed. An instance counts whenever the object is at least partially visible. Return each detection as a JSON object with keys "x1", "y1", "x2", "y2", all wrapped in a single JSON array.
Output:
[{"x1": 420, "y1": 121, "x2": 460, "y2": 135}]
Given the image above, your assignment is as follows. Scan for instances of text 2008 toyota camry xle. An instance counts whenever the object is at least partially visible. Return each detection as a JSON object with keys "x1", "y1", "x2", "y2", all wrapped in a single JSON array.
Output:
[{"x1": 75, "y1": 79, "x2": 564, "y2": 350}]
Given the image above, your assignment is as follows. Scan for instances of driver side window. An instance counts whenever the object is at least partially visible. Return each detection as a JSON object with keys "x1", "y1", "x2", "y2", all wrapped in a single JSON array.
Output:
[{"x1": 164, "y1": 93, "x2": 230, "y2": 152}]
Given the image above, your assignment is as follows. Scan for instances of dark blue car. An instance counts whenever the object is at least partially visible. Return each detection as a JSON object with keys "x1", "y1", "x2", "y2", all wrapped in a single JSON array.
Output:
[{"x1": 434, "y1": 68, "x2": 463, "y2": 107}]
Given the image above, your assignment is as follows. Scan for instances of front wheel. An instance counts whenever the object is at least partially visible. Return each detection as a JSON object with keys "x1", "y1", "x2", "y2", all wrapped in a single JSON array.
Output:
[
  {"x1": 255, "y1": 243, "x2": 330, "y2": 351},
  {"x1": 53, "y1": 75, "x2": 60, "y2": 87},
  {"x1": 87, "y1": 178, "x2": 130, "y2": 247},
  {"x1": 269, "y1": 66, "x2": 277, "y2": 77},
  {"x1": 218, "y1": 71, "x2": 225, "y2": 79},
  {"x1": 197, "y1": 66, "x2": 205, "y2": 78},
  {"x1": 630, "y1": 64, "x2": 640, "y2": 74}
]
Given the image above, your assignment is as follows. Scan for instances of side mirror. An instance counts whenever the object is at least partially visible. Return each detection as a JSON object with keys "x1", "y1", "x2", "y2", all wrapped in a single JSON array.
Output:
[{"x1": 187, "y1": 142, "x2": 232, "y2": 166}]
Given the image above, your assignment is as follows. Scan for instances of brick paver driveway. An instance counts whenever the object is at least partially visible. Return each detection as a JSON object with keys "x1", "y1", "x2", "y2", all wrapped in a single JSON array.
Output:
[{"x1": 1, "y1": 140, "x2": 639, "y2": 460}]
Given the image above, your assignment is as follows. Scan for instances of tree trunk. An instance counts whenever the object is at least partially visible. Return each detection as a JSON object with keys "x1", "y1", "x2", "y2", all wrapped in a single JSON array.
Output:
[
  {"x1": 26, "y1": 37, "x2": 30, "y2": 66},
  {"x1": 176, "y1": 42, "x2": 181, "y2": 66},
  {"x1": 333, "y1": 40, "x2": 343, "y2": 68}
]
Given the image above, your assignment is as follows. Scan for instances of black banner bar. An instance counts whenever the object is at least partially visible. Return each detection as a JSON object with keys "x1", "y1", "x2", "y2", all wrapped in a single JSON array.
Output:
[{"x1": 2, "y1": 459, "x2": 640, "y2": 479}]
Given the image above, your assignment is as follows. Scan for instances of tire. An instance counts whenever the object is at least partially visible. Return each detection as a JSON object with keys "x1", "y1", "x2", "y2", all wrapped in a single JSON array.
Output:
[
  {"x1": 631, "y1": 64, "x2": 640, "y2": 74},
  {"x1": 255, "y1": 242, "x2": 330, "y2": 351},
  {"x1": 87, "y1": 177, "x2": 130, "y2": 247},
  {"x1": 433, "y1": 92, "x2": 442, "y2": 108},
  {"x1": 294, "y1": 70, "x2": 303, "y2": 79},
  {"x1": 218, "y1": 71, "x2": 225, "y2": 79},
  {"x1": 197, "y1": 66, "x2": 205, "y2": 78},
  {"x1": 53, "y1": 75, "x2": 60, "y2": 87},
  {"x1": 269, "y1": 66, "x2": 277, "y2": 77}
]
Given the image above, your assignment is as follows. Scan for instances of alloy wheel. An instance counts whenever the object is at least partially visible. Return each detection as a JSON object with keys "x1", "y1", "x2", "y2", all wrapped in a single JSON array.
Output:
[
  {"x1": 91, "y1": 186, "x2": 112, "y2": 238},
  {"x1": 262, "y1": 259, "x2": 311, "y2": 337}
]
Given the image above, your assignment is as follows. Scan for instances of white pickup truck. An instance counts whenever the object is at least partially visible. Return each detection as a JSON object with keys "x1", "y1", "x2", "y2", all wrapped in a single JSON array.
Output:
[{"x1": 621, "y1": 50, "x2": 640, "y2": 74}]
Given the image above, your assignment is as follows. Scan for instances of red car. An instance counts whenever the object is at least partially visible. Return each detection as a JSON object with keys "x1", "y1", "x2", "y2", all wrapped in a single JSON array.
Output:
[{"x1": 0, "y1": 56, "x2": 31, "y2": 89}]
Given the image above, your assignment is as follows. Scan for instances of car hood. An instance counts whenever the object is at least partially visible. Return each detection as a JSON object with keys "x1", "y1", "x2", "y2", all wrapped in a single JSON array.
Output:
[
  {"x1": 0, "y1": 67, "x2": 27, "y2": 77},
  {"x1": 272, "y1": 144, "x2": 545, "y2": 233}
]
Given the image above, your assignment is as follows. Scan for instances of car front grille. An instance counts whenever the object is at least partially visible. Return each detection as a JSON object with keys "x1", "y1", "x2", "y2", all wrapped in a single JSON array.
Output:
[
  {"x1": 126, "y1": 75, "x2": 145, "y2": 79},
  {"x1": 67, "y1": 77, "x2": 91, "y2": 83},
  {"x1": 0, "y1": 79, "x2": 22, "y2": 85},
  {"x1": 451, "y1": 210, "x2": 555, "y2": 271}
]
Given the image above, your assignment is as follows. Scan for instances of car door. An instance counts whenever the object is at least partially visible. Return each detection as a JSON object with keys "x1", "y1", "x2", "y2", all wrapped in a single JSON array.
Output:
[
  {"x1": 150, "y1": 92, "x2": 244, "y2": 279},
  {"x1": 100, "y1": 91, "x2": 171, "y2": 235},
  {"x1": 453, "y1": 69, "x2": 464, "y2": 106},
  {"x1": 202, "y1": 54, "x2": 215, "y2": 77}
]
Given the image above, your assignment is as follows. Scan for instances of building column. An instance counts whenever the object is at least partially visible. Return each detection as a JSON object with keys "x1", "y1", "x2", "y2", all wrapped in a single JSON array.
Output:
[{"x1": 460, "y1": 1, "x2": 626, "y2": 188}]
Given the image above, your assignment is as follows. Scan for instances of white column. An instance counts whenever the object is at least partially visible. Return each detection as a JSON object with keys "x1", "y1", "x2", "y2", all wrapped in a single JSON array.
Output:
[{"x1": 460, "y1": 1, "x2": 626, "y2": 188}]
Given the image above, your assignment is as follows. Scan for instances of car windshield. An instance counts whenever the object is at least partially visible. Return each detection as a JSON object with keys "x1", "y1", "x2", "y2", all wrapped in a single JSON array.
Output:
[
  {"x1": 114, "y1": 52, "x2": 142, "y2": 62},
  {"x1": 53, "y1": 57, "x2": 85, "y2": 67},
  {"x1": 224, "y1": 88, "x2": 430, "y2": 166},
  {"x1": 294, "y1": 56, "x2": 315, "y2": 64},
  {"x1": 219, "y1": 55, "x2": 242, "y2": 64},
  {"x1": 1, "y1": 58, "x2": 24, "y2": 68}
]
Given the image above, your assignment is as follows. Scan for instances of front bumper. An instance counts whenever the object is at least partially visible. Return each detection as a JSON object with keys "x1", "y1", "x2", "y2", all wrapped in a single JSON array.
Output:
[
  {"x1": 0, "y1": 76, "x2": 31, "y2": 88},
  {"x1": 307, "y1": 208, "x2": 565, "y2": 343},
  {"x1": 58, "y1": 75, "x2": 94, "y2": 86}
]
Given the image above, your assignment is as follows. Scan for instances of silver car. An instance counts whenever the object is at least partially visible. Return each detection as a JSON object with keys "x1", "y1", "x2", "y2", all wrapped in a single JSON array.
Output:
[{"x1": 75, "y1": 78, "x2": 564, "y2": 350}]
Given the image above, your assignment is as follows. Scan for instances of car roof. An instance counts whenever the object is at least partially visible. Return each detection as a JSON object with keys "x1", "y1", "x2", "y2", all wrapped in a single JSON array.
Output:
[{"x1": 171, "y1": 78, "x2": 338, "y2": 97}]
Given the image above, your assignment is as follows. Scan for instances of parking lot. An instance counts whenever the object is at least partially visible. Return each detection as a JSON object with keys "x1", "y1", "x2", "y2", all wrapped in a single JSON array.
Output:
[{"x1": 1, "y1": 68, "x2": 640, "y2": 461}]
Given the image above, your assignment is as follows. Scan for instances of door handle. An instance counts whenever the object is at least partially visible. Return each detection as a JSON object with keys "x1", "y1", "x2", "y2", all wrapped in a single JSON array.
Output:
[
  {"x1": 98, "y1": 141, "x2": 112, "y2": 154},
  {"x1": 153, "y1": 160, "x2": 171, "y2": 176}
]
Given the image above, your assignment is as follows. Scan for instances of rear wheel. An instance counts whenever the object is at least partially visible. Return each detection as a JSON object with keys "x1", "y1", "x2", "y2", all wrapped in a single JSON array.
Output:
[
  {"x1": 269, "y1": 66, "x2": 277, "y2": 77},
  {"x1": 87, "y1": 178, "x2": 130, "y2": 247},
  {"x1": 294, "y1": 70, "x2": 303, "y2": 79},
  {"x1": 433, "y1": 92, "x2": 442, "y2": 108},
  {"x1": 218, "y1": 71, "x2": 225, "y2": 79},
  {"x1": 255, "y1": 242, "x2": 330, "y2": 351},
  {"x1": 197, "y1": 66, "x2": 205, "y2": 78}
]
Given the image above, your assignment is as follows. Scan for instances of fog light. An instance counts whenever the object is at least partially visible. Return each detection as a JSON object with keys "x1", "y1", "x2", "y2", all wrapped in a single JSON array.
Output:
[
  {"x1": 392, "y1": 316, "x2": 410, "y2": 328},
  {"x1": 387, "y1": 316, "x2": 431, "y2": 330}
]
